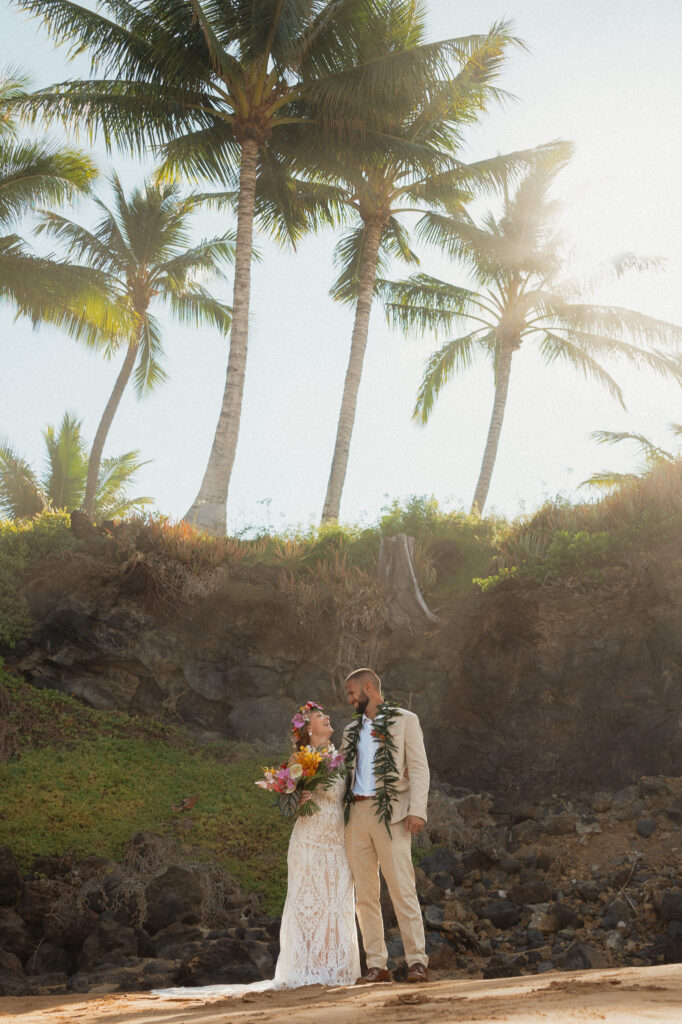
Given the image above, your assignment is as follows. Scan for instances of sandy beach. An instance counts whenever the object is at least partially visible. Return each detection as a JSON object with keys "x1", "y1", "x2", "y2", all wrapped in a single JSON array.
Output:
[{"x1": 4, "y1": 963, "x2": 682, "y2": 1024}]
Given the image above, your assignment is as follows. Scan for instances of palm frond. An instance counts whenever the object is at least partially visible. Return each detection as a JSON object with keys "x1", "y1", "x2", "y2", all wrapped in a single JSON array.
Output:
[
  {"x1": 95, "y1": 448, "x2": 151, "y2": 518},
  {"x1": 0, "y1": 66, "x2": 32, "y2": 137},
  {"x1": 578, "y1": 470, "x2": 640, "y2": 492},
  {"x1": 414, "y1": 330, "x2": 488, "y2": 424},
  {"x1": 35, "y1": 211, "x2": 125, "y2": 273},
  {"x1": 43, "y1": 411, "x2": 88, "y2": 509},
  {"x1": 0, "y1": 138, "x2": 96, "y2": 228},
  {"x1": 590, "y1": 429, "x2": 677, "y2": 464},
  {"x1": 539, "y1": 331, "x2": 625, "y2": 407},
  {"x1": 154, "y1": 123, "x2": 240, "y2": 185},
  {"x1": 544, "y1": 302, "x2": 682, "y2": 352},
  {"x1": 159, "y1": 232, "x2": 236, "y2": 283},
  {"x1": 0, "y1": 437, "x2": 45, "y2": 519},
  {"x1": 132, "y1": 313, "x2": 167, "y2": 394},
  {"x1": 162, "y1": 283, "x2": 232, "y2": 333},
  {"x1": 378, "y1": 272, "x2": 489, "y2": 338}
]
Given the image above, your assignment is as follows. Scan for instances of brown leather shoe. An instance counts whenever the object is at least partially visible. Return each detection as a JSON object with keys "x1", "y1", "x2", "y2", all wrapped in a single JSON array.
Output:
[
  {"x1": 355, "y1": 967, "x2": 393, "y2": 984},
  {"x1": 407, "y1": 963, "x2": 430, "y2": 983}
]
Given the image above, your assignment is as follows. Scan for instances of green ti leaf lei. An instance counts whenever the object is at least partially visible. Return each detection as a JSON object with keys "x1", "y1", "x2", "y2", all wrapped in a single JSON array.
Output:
[{"x1": 343, "y1": 699, "x2": 402, "y2": 836}]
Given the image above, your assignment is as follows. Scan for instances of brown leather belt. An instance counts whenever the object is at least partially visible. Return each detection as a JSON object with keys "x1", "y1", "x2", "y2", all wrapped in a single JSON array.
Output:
[{"x1": 352, "y1": 794, "x2": 375, "y2": 802}]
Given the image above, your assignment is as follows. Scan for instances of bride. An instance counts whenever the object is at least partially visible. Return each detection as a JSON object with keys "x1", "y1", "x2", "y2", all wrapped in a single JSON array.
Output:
[{"x1": 156, "y1": 701, "x2": 360, "y2": 997}]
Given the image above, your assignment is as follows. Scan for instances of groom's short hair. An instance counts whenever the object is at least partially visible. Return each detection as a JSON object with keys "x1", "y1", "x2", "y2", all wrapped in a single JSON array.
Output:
[{"x1": 345, "y1": 667, "x2": 382, "y2": 691}]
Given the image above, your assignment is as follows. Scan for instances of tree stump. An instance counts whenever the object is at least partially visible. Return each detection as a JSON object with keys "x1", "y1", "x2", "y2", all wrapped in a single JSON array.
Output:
[{"x1": 377, "y1": 533, "x2": 437, "y2": 632}]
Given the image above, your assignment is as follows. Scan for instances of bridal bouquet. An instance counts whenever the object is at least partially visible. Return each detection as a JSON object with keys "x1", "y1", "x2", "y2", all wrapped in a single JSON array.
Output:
[{"x1": 256, "y1": 745, "x2": 345, "y2": 818}]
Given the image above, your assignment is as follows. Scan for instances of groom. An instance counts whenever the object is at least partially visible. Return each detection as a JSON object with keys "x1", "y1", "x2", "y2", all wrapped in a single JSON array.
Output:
[{"x1": 343, "y1": 667, "x2": 430, "y2": 984}]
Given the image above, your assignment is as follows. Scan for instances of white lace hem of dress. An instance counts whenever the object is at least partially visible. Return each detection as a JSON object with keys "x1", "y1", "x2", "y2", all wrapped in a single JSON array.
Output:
[{"x1": 152, "y1": 979, "x2": 281, "y2": 1000}]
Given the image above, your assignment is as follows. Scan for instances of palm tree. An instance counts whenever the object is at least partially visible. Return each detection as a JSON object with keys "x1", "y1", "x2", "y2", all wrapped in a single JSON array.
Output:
[
  {"x1": 261, "y1": 11, "x2": 521, "y2": 523},
  {"x1": 0, "y1": 68, "x2": 111, "y2": 327},
  {"x1": 13, "y1": 0, "x2": 514, "y2": 534},
  {"x1": 0, "y1": 412, "x2": 151, "y2": 520},
  {"x1": 580, "y1": 424, "x2": 682, "y2": 491},
  {"x1": 37, "y1": 174, "x2": 234, "y2": 517},
  {"x1": 379, "y1": 152, "x2": 682, "y2": 514}
]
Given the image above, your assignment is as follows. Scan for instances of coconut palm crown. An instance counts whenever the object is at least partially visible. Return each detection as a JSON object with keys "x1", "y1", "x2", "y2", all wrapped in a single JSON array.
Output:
[
  {"x1": 379, "y1": 150, "x2": 682, "y2": 514},
  {"x1": 36, "y1": 174, "x2": 234, "y2": 517},
  {"x1": 0, "y1": 412, "x2": 151, "y2": 521}
]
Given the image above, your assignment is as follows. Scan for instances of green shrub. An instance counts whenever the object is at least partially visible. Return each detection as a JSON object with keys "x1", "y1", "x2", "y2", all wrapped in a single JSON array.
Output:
[
  {"x1": 0, "y1": 552, "x2": 30, "y2": 647},
  {"x1": 0, "y1": 509, "x2": 80, "y2": 649}
]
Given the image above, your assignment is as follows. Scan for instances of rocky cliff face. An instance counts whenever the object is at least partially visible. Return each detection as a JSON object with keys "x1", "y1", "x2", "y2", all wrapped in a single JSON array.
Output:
[{"x1": 5, "y1": 531, "x2": 682, "y2": 798}]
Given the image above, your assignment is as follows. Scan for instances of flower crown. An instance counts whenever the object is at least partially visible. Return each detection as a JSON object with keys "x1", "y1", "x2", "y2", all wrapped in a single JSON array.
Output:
[{"x1": 291, "y1": 701, "x2": 324, "y2": 744}]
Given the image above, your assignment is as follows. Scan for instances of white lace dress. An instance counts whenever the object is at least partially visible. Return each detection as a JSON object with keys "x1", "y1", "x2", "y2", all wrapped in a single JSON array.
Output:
[
  {"x1": 154, "y1": 774, "x2": 359, "y2": 999},
  {"x1": 275, "y1": 772, "x2": 360, "y2": 987}
]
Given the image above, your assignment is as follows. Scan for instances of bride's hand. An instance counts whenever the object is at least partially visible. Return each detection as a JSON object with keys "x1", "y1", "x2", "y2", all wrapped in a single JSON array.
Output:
[{"x1": 299, "y1": 790, "x2": 313, "y2": 805}]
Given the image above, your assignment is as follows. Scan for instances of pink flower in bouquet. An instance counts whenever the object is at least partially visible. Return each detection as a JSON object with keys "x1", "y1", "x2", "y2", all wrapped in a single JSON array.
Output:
[
  {"x1": 327, "y1": 750, "x2": 345, "y2": 770},
  {"x1": 275, "y1": 766, "x2": 298, "y2": 794}
]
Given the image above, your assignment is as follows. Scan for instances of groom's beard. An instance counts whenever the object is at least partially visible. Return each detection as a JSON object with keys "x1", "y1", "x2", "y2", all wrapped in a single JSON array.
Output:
[{"x1": 354, "y1": 696, "x2": 369, "y2": 715}]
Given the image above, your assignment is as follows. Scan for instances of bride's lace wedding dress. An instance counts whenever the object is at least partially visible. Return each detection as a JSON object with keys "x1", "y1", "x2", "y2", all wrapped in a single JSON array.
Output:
[{"x1": 155, "y1": 774, "x2": 360, "y2": 998}]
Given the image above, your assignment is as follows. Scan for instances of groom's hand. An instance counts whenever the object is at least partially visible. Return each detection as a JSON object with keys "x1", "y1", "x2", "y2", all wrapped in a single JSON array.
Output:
[{"x1": 404, "y1": 815, "x2": 425, "y2": 836}]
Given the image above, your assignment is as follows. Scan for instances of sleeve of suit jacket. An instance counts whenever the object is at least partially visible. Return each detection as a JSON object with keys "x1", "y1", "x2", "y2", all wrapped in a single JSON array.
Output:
[{"x1": 405, "y1": 712, "x2": 430, "y2": 821}]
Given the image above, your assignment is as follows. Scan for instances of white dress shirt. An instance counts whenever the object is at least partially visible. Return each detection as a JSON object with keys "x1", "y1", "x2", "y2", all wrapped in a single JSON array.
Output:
[{"x1": 352, "y1": 714, "x2": 379, "y2": 796}]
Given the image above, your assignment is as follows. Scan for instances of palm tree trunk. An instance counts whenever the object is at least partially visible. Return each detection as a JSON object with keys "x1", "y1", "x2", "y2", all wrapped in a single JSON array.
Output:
[
  {"x1": 321, "y1": 218, "x2": 383, "y2": 523},
  {"x1": 471, "y1": 343, "x2": 514, "y2": 515},
  {"x1": 184, "y1": 137, "x2": 259, "y2": 535},
  {"x1": 82, "y1": 335, "x2": 140, "y2": 518}
]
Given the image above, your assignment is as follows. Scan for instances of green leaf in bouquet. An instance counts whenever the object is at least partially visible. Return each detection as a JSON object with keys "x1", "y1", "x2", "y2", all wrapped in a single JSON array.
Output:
[
  {"x1": 298, "y1": 798, "x2": 320, "y2": 817},
  {"x1": 276, "y1": 790, "x2": 301, "y2": 818}
]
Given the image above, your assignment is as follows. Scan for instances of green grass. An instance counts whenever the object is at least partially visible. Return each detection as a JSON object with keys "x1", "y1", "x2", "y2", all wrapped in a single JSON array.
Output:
[{"x1": 1, "y1": 665, "x2": 292, "y2": 914}]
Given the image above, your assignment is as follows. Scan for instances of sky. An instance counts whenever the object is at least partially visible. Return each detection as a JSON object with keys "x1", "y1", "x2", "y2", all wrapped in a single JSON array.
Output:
[{"x1": 2, "y1": 0, "x2": 681, "y2": 533}]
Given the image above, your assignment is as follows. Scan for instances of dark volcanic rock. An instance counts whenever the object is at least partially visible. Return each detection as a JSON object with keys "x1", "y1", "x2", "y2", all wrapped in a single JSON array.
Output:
[
  {"x1": 419, "y1": 849, "x2": 461, "y2": 877},
  {"x1": 25, "y1": 942, "x2": 70, "y2": 976},
  {"x1": 0, "y1": 849, "x2": 22, "y2": 907},
  {"x1": 423, "y1": 905, "x2": 444, "y2": 929},
  {"x1": 666, "y1": 796, "x2": 682, "y2": 822},
  {"x1": 482, "y1": 953, "x2": 521, "y2": 979},
  {"x1": 660, "y1": 892, "x2": 682, "y2": 922},
  {"x1": 178, "y1": 939, "x2": 267, "y2": 986},
  {"x1": 476, "y1": 900, "x2": 521, "y2": 929},
  {"x1": 151, "y1": 922, "x2": 206, "y2": 959},
  {"x1": 45, "y1": 903, "x2": 97, "y2": 950},
  {"x1": 563, "y1": 942, "x2": 609, "y2": 971},
  {"x1": 144, "y1": 866, "x2": 203, "y2": 934},
  {"x1": 0, "y1": 908, "x2": 32, "y2": 960},
  {"x1": 19, "y1": 878, "x2": 62, "y2": 931},
  {"x1": 424, "y1": 931, "x2": 456, "y2": 969},
  {"x1": 601, "y1": 898, "x2": 632, "y2": 930},
  {"x1": 636, "y1": 818, "x2": 657, "y2": 839},
  {"x1": 509, "y1": 880, "x2": 551, "y2": 906},
  {"x1": 553, "y1": 903, "x2": 582, "y2": 930}
]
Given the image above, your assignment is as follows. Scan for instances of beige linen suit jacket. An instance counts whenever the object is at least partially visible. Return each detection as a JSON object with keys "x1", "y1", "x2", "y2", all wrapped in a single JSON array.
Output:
[{"x1": 344, "y1": 707, "x2": 430, "y2": 824}]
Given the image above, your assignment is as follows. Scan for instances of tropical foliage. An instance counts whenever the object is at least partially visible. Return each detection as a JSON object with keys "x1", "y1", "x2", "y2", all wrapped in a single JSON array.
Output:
[
  {"x1": 272, "y1": 10, "x2": 526, "y2": 523},
  {"x1": 580, "y1": 424, "x2": 682, "y2": 490},
  {"x1": 0, "y1": 412, "x2": 151, "y2": 520},
  {"x1": 37, "y1": 176, "x2": 234, "y2": 516},
  {"x1": 0, "y1": 67, "x2": 121, "y2": 331},
  {"x1": 10, "y1": 0, "x2": 495, "y2": 535},
  {"x1": 3, "y1": 5, "x2": 681, "y2": 543},
  {"x1": 380, "y1": 151, "x2": 682, "y2": 513}
]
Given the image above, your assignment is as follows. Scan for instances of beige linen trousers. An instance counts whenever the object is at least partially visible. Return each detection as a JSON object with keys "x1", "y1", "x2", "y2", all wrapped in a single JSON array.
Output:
[{"x1": 343, "y1": 708, "x2": 430, "y2": 969}]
